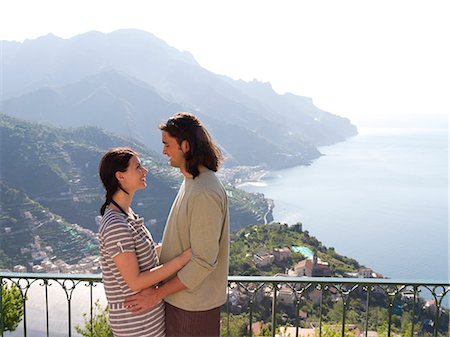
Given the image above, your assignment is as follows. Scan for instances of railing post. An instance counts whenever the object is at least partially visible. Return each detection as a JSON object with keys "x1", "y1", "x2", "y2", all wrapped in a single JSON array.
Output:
[
  {"x1": 68, "y1": 296, "x2": 72, "y2": 337},
  {"x1": 226, "y1": 285, "x2": 231, "y2": 337},
  {"x1": 89, "y1": 281, "x2": 93, "y2": 337},
  {"x1": 295, "y1": 296, "x2": 300, "y2": 337},
  {"x1": 411, "y1": 286, "x2": 417, "y2": 337},
  {"x1": 0, "y1": 277, "x2": 3, "y2": 337},
  {"x1": 387, "y1": 302, "x2": 393, "y2": 337},
  {"x1": 341, "y1": 295, "x2": 346, "y2": 337},
  {"x1": 44, "y1": 279, "x2": 49, "y2": 337},
  {"x1": 318, "y1": 284, "x2": 323, "y2": 337},
  {"x1": 364, "y1": 285, "x2": 372, "y2": 337},
  {"x1": 271, "y1": 283, "x2": 277, "y2": 337},
  {"x1": 22, "y1": 285, "x2": 27, "y2": 337},
  {"x1": 248, "y1": 289, "x2": 254, "y2": 337}
]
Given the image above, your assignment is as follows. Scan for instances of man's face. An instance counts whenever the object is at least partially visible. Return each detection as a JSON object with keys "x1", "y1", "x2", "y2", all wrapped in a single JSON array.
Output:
[{"x1": 162, "y1": 130, "x2": 186, "y2": 169}]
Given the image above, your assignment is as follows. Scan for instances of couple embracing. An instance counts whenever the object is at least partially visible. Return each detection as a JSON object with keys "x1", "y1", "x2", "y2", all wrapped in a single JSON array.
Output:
[{"x1": 98, "y1": 112, "x2": 230, "y2": 337}]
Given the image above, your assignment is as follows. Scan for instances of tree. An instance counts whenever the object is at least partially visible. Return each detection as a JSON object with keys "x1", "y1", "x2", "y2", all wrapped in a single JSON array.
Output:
[
  {"x1": 318, "y1": 324, "x2": 356, "y2": 337},
  {"x1": 376, "y1": 321, "x2": 389, "y2": 337},
  {"x1": 1, "y1": 283, "x2": 25, "y2": 332},
  {"x1": 75, "y1": 300, "x2": 112, "y2": 337},
  {"x1": 220, "y1": 312, "x2": 249, "y2": 336}
]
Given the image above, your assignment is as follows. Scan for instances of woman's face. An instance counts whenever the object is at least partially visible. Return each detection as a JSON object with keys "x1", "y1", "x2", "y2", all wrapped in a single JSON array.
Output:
[{"x1": 119, "y1": 155, "x2": 149, "y2": 192}]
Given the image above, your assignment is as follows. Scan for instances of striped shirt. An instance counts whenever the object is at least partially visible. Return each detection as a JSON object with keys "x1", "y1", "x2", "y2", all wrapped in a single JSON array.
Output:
[{"x1": 99, "y1": 207, "x2": 165, "y2": 337}]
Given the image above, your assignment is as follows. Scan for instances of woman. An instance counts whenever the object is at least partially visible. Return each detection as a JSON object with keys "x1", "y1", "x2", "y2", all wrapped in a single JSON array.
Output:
[{"x1": 98, "y1": 146, "x2": 191, "y2": 337}]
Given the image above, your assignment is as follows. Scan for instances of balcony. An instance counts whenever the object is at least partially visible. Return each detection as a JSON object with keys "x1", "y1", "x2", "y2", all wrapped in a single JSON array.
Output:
[{"x1": 1, "y1": 272, "x2": 449, "y2": 337}]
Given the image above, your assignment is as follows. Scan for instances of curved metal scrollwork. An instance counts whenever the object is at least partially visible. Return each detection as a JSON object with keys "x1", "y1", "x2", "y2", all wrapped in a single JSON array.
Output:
[
  {"x1": 1, "y1": 273, "x2": 449, "y2": 337},
  {"x1": 423, "y1": 285, "x2": 450, "y2": 336},
  {"x1": 237, "y1": 281, "x2": 266, "y2": 337}
]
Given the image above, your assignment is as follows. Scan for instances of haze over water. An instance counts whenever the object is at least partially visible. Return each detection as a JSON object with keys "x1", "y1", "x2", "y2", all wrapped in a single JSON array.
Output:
[{"x1": 239, "y1": 128, "x2": 449, "y2": 281}]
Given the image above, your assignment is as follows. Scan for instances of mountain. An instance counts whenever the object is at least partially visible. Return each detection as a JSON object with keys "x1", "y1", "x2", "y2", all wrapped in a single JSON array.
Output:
[
  {"x1": 0, "y1": 113, "x2": 271, "y2": 269},
  {"x1": 1, "y1": 29, "x2": 357, "y2": 170},
  {"x1": 223, "y1": 78, "x2": 357, "y2": 146},
  {"x1": 1, "y1": 70, "x2": 184, "y2": 152}
]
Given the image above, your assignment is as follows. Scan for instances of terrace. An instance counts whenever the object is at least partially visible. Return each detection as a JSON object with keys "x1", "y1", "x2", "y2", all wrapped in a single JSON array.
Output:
[{"x1": 1, "y1": 272, "x2": 449, "y2": 337}]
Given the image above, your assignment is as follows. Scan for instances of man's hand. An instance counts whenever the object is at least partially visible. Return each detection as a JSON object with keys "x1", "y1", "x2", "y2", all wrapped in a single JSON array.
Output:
[{"x1": 123, "y1": 287, "x2": 162, "y2": 314}]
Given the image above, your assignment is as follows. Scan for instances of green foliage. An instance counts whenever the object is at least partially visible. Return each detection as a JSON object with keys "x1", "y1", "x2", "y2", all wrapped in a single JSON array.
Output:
[
  {"x1": 319, "y1": 324, "x2": 356, "y2": 337},
  {"x1": 376, "y1": 321, "x2": 389, "y2": 337},
  {"x1": 75, "y1": 300, "x2": 112, "y2": 337},
  {"x1": 0, "y1": 250, "x2": 15, "y2": 270},
  {"x1": 1, "y1": 283, "x2": 25, "y2": 332},
  {"x1": 220, "y1": 312, "x2": 249, "y2": 336},
  {"x1": 326, "y1": 300, "x2": 361, "y2": 325},
  {"x1": 229, "y1": 223, "x2": 360, "y2": 276},
  {"x1": 259, "y1": 323, "x2": 273, "y2": 336}
]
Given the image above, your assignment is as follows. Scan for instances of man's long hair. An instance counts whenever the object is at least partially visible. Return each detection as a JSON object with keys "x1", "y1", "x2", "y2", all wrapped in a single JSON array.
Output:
[{"x1": 159, "y1": 112, "x2": 223, "y2": 178}]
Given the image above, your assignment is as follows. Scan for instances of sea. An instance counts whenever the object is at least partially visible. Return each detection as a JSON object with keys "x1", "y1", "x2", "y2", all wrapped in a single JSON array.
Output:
[
  {"x1": 238, "y1": 127, "x2": 449, "y2": 281},
  {"x1": 4, "y1": 128, "x2": 448, "y2": 336}
]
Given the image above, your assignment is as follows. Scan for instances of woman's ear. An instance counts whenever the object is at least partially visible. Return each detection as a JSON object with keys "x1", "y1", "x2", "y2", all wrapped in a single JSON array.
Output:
[
  {"x1": 181, "y1": 140, "x2": 190, "y2": 154},
  {"x1": 115, "y1": 171, "x2": 124, "y2": 181}
]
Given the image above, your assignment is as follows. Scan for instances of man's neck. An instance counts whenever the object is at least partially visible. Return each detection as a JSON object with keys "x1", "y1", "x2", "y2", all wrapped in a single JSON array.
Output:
[{"x1": 180, "y1": 165, "x2": 207, "y2": 179}]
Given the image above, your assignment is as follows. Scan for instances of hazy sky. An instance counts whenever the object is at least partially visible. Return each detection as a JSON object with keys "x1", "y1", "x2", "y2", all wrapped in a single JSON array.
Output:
[{"x1": 1, "y1": 0, "x2": 449, "y2": 128}]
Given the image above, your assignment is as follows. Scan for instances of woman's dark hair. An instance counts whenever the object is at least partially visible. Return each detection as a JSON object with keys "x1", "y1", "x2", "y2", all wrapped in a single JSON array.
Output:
[
  {"x1": 98, "y1": 147, "x2": 138, "y2": 215},
  {"x1": 159, "y1": 112, "x2": 223, "y2": 178}
]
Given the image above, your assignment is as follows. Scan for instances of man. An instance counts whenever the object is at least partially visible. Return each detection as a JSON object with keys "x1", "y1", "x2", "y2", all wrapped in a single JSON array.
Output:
[{"x1": 125, "y1": 112, "x2": 230, "y2": 337}]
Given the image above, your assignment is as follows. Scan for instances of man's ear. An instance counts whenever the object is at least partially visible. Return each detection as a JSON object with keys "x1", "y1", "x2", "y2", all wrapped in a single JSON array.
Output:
[{"x1": 181, "y1": 140, "x2": 190, "y2": 154}]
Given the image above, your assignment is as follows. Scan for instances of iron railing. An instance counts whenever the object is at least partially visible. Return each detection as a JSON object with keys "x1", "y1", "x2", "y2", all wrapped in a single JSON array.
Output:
[{"x1": 1, "y1": 272, "x2": 449, "y2": 337}]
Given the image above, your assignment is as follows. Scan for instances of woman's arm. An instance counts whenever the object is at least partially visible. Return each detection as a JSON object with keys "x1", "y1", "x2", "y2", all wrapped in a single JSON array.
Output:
[
  {"x1": 124, "y1": 276, "x2": 187, "y2": 314},
  {"x1": 113, "y1": 248, "x2": 191, "y2": 292}
]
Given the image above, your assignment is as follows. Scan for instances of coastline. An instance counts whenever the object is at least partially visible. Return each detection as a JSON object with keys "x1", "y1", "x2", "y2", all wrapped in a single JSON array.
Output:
[
  {"x1": 218, "y1": 166, "x2": 275, "y2": 224},
  {"x1": 219, "y1": 165, "x2": 269, "y2": 187},
  {"x1": 234, "y1": 129, "x2": 448, "y2": 283}
]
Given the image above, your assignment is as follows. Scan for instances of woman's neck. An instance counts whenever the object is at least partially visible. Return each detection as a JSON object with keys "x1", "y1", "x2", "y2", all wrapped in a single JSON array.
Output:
[{"x1": 111, "y1": 190, "x2": 133, "y2": 214}]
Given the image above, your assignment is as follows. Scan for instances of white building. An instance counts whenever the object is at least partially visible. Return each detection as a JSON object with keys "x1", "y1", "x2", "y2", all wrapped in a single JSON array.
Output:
[
  {"x1": 253, "y1": 252, "x2": 274, "y2": 267},
  {"x1": 13, "y1": 265, "x2": 27, "y2": 273}
]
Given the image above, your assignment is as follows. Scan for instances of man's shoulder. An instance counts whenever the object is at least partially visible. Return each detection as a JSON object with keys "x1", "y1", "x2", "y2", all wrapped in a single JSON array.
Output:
[
  {"x1": 193, "y1": 170, "x2": 224, "y2": 191},
  {"x1": 186, "y1": 171, "x2": 225, "y2": 201}
]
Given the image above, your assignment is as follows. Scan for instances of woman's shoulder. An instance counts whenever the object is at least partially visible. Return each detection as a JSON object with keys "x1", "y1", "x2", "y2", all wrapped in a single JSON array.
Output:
[{"x1": 99, "y1": 208, "x2": 129, "y2": 234}]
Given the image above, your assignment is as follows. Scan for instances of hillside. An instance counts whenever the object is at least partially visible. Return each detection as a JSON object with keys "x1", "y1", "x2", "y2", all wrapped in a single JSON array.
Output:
[
  {"x1": 226, "y1": 223, "x2": 448, "y2": 336},
  {"x1": 229, "y1": 223, "x2": 363, "y2": 277},
  {"x1": 0, "y1": 182, "x2": 98, "y2": 269},
  {"x1": 1, "y1": 29, "x2": 357, "y2": 170},
  {"x1": 0, "y1": 113, "x2": 271, "y2": 269}
]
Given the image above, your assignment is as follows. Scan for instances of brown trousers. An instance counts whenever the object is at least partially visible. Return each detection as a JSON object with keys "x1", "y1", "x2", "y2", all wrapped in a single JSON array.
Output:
[{"x1": 165, "y1": 302, "x2": 221, "y2": 337}]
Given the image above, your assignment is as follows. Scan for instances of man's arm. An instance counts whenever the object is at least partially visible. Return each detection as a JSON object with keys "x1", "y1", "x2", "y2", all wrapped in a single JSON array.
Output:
[
  {"x1": 113, "y1": 248, "x2": 191, "y2": 292},
  {"x1": 124, "y1": 190, "x2": 225, "y2": 312},
  {"x1": 177, "y1": 192, "x2": 224, "y2": 289},
  {"x1": 124, "y1": 276, "x2": 187, "y2": 314}
]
